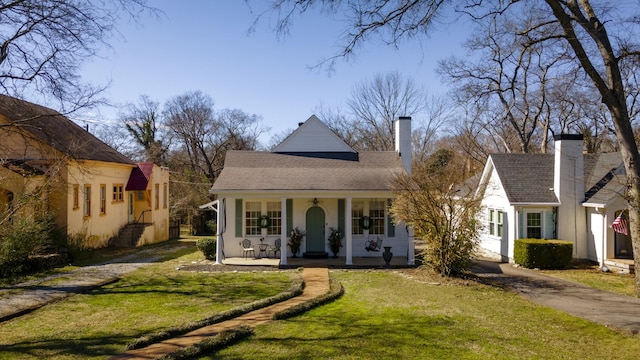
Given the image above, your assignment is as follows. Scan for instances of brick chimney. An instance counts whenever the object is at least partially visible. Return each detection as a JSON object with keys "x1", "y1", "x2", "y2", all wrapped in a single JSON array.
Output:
[{"x1": 394, "y1": 116, "x2": 412, "y2": 175}]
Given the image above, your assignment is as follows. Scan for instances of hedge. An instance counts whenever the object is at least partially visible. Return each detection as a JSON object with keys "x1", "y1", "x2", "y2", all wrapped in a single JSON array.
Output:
[{"x1": 514, "y1": 239, "x2": 573, "y2": 269}]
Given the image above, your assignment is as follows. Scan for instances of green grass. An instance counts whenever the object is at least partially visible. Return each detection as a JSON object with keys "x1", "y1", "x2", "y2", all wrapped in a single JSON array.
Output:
[
  {"x1": 0, "y1": 246, "x2": 297, "y2": 360},
  {"x1": 208, "y1": 270, "x2": 640, "y2": 360},
  {"x1": 538, "y1": 264, "x2": 636, "y2": 297}
]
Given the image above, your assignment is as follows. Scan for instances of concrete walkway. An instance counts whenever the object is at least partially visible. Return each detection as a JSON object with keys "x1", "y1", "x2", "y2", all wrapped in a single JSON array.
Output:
[
  {"x1": 472, "y1": 259, "x2": 640, "y2": 334},
  {"x1": 109, "y1": 267, "x2": 330, "y2": 360}
]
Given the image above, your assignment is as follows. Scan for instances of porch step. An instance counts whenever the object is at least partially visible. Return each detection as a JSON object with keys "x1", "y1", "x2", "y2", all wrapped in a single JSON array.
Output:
[
  {"x1": 303, "y1": 251, "x2": 329, "y2": 259},
  {"x1": 604, "y1": 259, "x2": 635, "y2": 274},
  {"x1": 111, "y1": 223, "x2": 152, "y2": 248}
]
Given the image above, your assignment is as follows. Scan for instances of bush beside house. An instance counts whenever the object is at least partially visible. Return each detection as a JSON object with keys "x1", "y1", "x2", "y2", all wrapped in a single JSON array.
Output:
[
  {"x1": 196, "y1": 238, "x2": 217, "y2": 260},
  {"x1": 514, "y1": 239, "x2": 573, "y2": 269}
]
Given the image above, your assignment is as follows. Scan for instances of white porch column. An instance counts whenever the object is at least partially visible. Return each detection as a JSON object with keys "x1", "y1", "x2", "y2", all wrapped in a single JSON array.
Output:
[
  {"x1": 407, "y1": 225, "x2": 415, "y2": 265},
  {"x1": 346, "y1": 197, "x2": 353, "y2": 265},
  {"x1": 280, "y1": 197, "x2": 288, "y2": 266},
  {"x1": 215, "y1": 199, "x2": 223, "y2": 265}
]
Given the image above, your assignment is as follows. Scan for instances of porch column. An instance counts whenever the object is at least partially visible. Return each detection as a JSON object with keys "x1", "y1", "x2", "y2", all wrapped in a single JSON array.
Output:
[
  {"x1": 407, "y1": 225, "x2": 415, "y2": 265},
  {"x1": 280, "y1": 197, "x2": 287, "y2": 266},
  {"x1": 346, "y1": 197, "x2": 353, "y2": 265},
  {"x1": 215, "y1": 199, "x2": 223, "y2": 265}
]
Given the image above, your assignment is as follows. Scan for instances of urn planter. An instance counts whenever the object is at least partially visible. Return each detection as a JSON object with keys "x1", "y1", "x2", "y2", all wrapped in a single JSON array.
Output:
[{"x1": 382, "y1": 246, "x2": 393, "y2": 268}]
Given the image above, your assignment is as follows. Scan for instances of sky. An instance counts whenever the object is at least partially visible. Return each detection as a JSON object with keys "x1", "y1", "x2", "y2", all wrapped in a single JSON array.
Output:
[{"x1": 78, "y1": 1, "x2": 468, "y2": 144}]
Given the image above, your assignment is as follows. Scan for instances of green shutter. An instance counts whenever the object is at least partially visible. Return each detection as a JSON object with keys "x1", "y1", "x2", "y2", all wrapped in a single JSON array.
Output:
[
  {"x1": 286, "y1": 199, "x2": 293, "y2": 235},
  {"x1": 338, "y1": 199, "x2": 345, "y2": 233},
  {"x1": 235, "y1": 198, "x2": 243, "y2": 237},
  {"x1": 544, "y1": 211, "x2": 554, "y2": 239},
  {"x1": 518, "y1": 211, "x2": 524, "y2": 238},
  {"x1": 387, "y1": 199, "x2": 395, "y2": 237}
]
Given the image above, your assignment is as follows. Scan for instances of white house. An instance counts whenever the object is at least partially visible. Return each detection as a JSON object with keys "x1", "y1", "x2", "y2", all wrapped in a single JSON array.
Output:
[
  {"x1": 475, "y1": 134, "x2": 632, "y2": 270},
  {"x1": 208, "y1": 115, "x2": 414, "y2": 265}
]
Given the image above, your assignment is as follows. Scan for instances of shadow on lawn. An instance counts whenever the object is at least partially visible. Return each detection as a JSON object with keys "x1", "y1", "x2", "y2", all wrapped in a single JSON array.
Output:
[{"x1": 0, "y1": 333, "x2": 135, "y2": 359}]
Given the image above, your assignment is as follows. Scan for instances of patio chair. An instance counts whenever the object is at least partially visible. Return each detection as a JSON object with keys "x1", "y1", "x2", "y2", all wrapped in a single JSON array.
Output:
[
  {"x1": 268, "y1": 239, "x2": 281, "y2": 258},
  {"x1": 365, "y1": 237, "x2": 383, "y2": 252},
  {"x1": 240, "y1": 239, "x2": 255, "y2": 259}
]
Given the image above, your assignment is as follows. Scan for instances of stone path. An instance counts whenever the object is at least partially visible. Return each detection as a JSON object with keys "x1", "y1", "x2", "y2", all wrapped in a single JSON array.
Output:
[{"x1": 109, "y1": 267, "x2": 330, "y2": 360}]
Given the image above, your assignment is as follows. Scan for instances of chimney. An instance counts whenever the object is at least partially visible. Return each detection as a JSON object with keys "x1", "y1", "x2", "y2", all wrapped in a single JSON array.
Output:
[
  {"x1": 553, "y1": 134, "x2": 586, "y2": 257},
  {"x1": 394, "y1": 117, "x2": 412, "y2": 175}
]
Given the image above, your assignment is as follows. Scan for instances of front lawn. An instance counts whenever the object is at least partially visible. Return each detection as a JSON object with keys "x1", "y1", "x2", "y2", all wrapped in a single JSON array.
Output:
[
  {"x1": 211, "y1": 270, "x2": 640, "y2": 360},
  {"x1": 539, "y1": 263, "x2": 636, "y2": 297},
  {"x1": 0, "y1": 247, "x2": 297, "y2": 359}
]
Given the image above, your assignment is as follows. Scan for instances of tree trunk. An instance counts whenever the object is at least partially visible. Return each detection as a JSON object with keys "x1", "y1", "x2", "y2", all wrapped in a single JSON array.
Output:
[{"x1": 544, "y1": 0, "x2": 640, "y2": 294}]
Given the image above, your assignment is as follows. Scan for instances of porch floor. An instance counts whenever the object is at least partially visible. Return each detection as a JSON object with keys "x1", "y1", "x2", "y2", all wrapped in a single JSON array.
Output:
[{"x1": 223, "y1": 255, "x2": 413, "y2": 268}]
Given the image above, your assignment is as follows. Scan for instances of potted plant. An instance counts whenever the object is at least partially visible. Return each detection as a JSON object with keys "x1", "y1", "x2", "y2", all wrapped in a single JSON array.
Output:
[
  {"x1": 288, "y1": 227, "x2": 305, "y2": 257},
  {"x1": 327, "y1": 227, "x2": 343, "y2": 257}
]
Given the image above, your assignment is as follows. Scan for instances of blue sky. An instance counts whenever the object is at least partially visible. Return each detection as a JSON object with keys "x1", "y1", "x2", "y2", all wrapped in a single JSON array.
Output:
[{"x1": 78, "y1": 1, "x2": 468, "y2": 144}]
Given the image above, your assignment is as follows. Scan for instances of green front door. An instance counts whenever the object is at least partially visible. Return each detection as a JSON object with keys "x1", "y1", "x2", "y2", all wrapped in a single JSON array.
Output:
[{"x1": 306, "y1": 207, "x2": 325, "y2": 252}]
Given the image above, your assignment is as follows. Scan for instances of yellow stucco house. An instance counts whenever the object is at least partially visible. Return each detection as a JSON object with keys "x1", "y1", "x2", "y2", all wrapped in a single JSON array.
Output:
[{"x1": 0, "y1": 95, "x2": 169, "y2": 248}]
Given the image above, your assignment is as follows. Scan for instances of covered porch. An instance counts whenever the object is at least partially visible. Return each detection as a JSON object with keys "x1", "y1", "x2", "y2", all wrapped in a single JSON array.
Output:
[{"x1": 221, "y1": 255, "x2": 414, "y2": 268}]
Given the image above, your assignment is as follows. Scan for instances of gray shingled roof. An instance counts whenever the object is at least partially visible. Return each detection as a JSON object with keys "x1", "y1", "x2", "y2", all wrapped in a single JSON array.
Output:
[
  {"x1": 211, "y1": 150, "x2": 404, "y2": 191},
  {"x1": 489, "y1": 153, "x2": 559, "y2": 204},
  {"x1": 489, "y1": 152, "x2": 624, "y2": 205},
  {"x1": 0, "y1": 95, "x2": 133, "y2": 165}
]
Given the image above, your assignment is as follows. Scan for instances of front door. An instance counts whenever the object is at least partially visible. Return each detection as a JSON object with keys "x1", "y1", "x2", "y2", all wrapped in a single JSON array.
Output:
[
  {"x1": 306, "y1": 206, "x2": 325, "y2": 252},
  {"x1": 128, "y1": 192, "x2": 134, "y2": 223}
]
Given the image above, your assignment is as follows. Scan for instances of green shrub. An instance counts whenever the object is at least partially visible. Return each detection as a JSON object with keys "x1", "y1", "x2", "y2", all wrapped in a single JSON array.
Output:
[
  {"x1": 196, "y1": 238, "x2": 217, "y2": 260},
  {"x1": 0, "y1": 215, "x2": 57, "y2": 277},
  {"x1": 514, "y1": 239, "x2": 573, "y2": 269}
]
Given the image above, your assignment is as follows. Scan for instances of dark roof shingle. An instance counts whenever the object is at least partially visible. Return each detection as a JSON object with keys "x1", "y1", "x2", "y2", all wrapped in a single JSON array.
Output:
[
  {"x1": 0, "y1": 95, "x2": 133, "y2": 165},
  {"x1": 212, "y1": 151, "x2": 404, "y2": 191}
]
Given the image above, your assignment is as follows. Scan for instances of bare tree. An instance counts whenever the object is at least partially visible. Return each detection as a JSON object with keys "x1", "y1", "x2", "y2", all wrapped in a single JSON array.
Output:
[
  {"x1": 0, "y1": 0, "x2": 154, "y2": 112},
  {"x1": 391, "y1": 148, "x2": 481, "y2": 276},
  {"x1": 164, "y1": 91, "x2": 264, "y2": 221}
]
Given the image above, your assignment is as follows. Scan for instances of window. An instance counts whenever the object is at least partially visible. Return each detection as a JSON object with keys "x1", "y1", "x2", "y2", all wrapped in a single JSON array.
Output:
[
  {"x1": 245, "y1": 201, "x2": 261, "y2": 235},
  {"x1": 99, "y1": 184, "x2": 106, "y2": 215},
  {"x1": 72, "y1": 184, "x2": 79, "y2": 210},
  {"x1": 351, "y1": 201, "x2": 364, "y2": 235},
  {"x1": 266, "y1": 201, "x2": 282, "y2": 235},
  {"x1": 369, "y1": 200, "x2": 385, "y2": 235},
  {"x1": 526, "y1": 213, "x2": 542, "y2": 239},
  {"x1": 163, "y1": 183, "x2": 168, "y2": 209},
  {"x1": 137, "y1": 191, "x2": 145, "y2": 201},
  {"x1": 155, "y1": 183, "x2": 160, "y2": 210},
  {"x1": 112, "y1": 184, "x2": 124, "y2": 203},
  {"x1": 488, "y1": 209, "x2": 504, "y2": 237},
  {"x1": 83, "y1": 185, "x2": 91, "y2": 217}
]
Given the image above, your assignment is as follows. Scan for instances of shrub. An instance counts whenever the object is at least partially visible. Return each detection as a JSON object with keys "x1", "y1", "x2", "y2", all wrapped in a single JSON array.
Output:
[
  {"x1": 514, "y1": 239, "x2": 573, "y2": 269},
  {"x1": 196, "y1": 238, "x2": 216, "y2": 260},
  {"x1": 0, "y1": 215, "x2": 57, "y2": 277}
]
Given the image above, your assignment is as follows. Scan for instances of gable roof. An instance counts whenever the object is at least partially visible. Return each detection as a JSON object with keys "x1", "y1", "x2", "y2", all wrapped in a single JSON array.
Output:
[
  {"x1": 0, "y1": 95, "x2": 133, "y2": 165},
  {"x1": 480, "y1": 151, "x2": 625, "y2": 207},
  {"x1": 583, "y1": 152, "x2": 625, "y2": 207},
  {"x1": 272, "y1": 115, "x2": 357, "y2": 156},
  {"x1": 211, "y1": 150, "x2": 403, "y2": 192},
  {"x1": 488, "y1": 153, "x2": 559, "y2": 204}
]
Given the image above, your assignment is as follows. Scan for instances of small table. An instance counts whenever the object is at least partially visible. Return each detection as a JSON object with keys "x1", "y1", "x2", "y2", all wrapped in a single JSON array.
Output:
[{"x1": 258, "y1": 243, "x2": 269, "y2": 258}]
